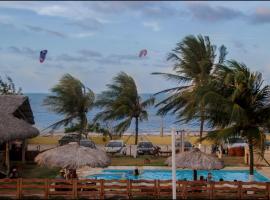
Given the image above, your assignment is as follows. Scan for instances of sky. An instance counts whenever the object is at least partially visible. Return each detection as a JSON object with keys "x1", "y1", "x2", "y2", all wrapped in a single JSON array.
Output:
[{"x1": 0, "y1": 1, "x2": 270, "y2": 93}]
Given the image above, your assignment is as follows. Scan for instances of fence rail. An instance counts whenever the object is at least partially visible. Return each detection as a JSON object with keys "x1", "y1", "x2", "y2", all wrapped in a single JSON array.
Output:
[{"x1": 0, "y1": 178, "x2": 269, "y2": 199}]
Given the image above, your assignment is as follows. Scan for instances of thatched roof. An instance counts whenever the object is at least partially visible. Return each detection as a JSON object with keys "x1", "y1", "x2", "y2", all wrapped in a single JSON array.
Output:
[
  {"x1": 165, "y1": 148, "x2": 224, "y2": 170},
  {"x1": 35, "y1": 142, "x2": 111, "y2": 169},
  {"x1": 0, "y1": 95, "x2": 39, "y2": 143}
]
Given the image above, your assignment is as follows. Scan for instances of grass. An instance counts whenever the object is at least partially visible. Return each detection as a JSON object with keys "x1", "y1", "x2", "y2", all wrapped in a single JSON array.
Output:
[
  {"x1": 14, "y1": 162, "x2": 60, "y2": 178},
  {"x1": 27, "y1": 134, "x2": 214, "y2": 146}
]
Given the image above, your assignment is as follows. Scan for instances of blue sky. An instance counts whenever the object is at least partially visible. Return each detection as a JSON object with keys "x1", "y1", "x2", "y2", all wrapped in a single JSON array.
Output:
[{"x1": 0, "y1": 1, "x2": 270, "y2": 93}]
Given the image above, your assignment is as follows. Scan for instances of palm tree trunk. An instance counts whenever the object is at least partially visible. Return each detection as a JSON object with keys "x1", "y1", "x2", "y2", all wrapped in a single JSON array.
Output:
[
  {"x1": 135, "y1": 117, "x2": 139, "y2": 145},
  {"x1": 248, "y1": 141, "x2": 254, "y2": 181},
  {"x1": 199, "y1": 106, "x2": 205, "y2": 149}
]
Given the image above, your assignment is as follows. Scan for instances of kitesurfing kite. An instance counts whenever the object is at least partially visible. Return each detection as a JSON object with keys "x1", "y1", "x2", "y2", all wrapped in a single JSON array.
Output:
[
  {"x1": 139, "y1": 49, "x2": 147, "y2": 57},
  {"x1": 39, "y1": 50, "x2": 48, "y2": 63}
]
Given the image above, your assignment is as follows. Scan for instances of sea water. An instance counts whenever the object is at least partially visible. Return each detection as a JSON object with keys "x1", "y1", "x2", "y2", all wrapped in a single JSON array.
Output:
[{"x1": 26, "y1": 93, "x2": 211, "y2": 134}]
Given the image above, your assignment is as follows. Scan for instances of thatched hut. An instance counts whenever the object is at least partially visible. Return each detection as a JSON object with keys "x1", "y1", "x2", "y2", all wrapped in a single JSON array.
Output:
[
  {"x1": 0, "y1": 95, "x2": 39, "y2": 173},
  {"x1": 166, "y1": 148, "x2": 224, "y2": 180},
  {"x1": 35, "y1": 142, "x2": 111, "y2": 169}
]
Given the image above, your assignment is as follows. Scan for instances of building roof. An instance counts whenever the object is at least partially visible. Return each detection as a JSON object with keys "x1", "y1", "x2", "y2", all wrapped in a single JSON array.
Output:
[{"x1": 0, "y1": 95, "x2": 39, "y2": 143}]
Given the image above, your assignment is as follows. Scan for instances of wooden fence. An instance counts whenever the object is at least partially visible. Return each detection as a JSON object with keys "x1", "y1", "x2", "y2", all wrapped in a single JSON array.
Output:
[{"x1": 0, "y1": 178, "x2": 269, "y2": 199}]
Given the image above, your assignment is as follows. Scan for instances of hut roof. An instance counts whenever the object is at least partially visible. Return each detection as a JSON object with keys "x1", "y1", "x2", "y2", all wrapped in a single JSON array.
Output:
[
  {"x1": 0, "y1": 95, "x2": 39, "y2": 143},
  {"x1": 35, "y1": 142, "x2": 111, "y2": 169},
  {"x1": 165, "y1": 148, "x2": 224, "y2": 170}
]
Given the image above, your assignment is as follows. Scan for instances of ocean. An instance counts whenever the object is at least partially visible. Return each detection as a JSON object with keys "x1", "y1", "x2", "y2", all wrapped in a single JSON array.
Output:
[{"x1": 26, "y1": 93, "x2": 205, "y2": 134}]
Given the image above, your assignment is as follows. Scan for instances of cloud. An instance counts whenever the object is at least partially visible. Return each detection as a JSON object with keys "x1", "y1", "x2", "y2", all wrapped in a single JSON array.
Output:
[
  {"x1": 232, "y1": 40, "x2": 247, "y2": 53},
  {"x1": 249, "y1": 7, "x2": 270, "y2": 24},
  {"x1": 143, "y1": 21, "x2": 160, "y2": 32},
  {"x1": 78, "y1": 49, "x2": 102, "y2": 58},
  {"x1": 25, "y1": 25, "x2": 66, "y2": 38},
  {"x1": 186, "y1": 3, "x2": 244, "y2": 22},
  {"x1": 7, "y1": 46, "x2": 37, "y2": 59},
  {"x1": 67, "y1": 18, "x2": 103, "y2": 31},
  {"x1": 71, "y1": 32, "x2": 95, "y2": 38},
  {"x1": 57, "y1": 54, "x2": 88, "y2": 62}
]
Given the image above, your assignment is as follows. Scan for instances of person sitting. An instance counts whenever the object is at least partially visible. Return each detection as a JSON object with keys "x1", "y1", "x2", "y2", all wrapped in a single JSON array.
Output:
[
  {"x1": 55, "y1": 170, "x2": 65, "y2": 180},
  {"x1": 8, "y1": 167, "x2": 19, "y2": 179},
  {"x1": 199, "y1": 176, "x2": 204, "y2": 181},
  {"x1": 207, "y1": 172, "x2": 212, "y2": 182}
]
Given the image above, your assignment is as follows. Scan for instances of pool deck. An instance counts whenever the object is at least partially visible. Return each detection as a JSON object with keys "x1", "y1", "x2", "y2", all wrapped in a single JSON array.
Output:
[{"x1": 77, "y1": 165, "x2": 270, "y2": 180}]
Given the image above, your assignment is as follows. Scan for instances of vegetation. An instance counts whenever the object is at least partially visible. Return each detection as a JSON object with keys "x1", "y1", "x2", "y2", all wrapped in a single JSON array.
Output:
[
  {"x1": 198, "y1": 61, "x2": 270, "y2": 178},
  {"x1": 0, "y1": 76, "x2": 22, "y2": 95},
  {"x1": 95, "y1": 72, "x2": 155, "y2": 145},
  {"x1": 153, "y1": 34, "x2": 227, "y2": 142},
  {"x1": 43, "y1": 74, "x2": 95, "y2": 139}
]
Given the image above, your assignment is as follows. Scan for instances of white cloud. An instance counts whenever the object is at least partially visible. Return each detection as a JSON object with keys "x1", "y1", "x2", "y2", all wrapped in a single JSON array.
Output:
[{"x1": 143, "y1": 21, "x2": 161, "y2": 31}]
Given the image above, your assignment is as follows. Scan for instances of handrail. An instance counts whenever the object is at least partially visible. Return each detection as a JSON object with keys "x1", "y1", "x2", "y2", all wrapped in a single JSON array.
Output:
[{"x1": 0, "y1": 178, "x2": 269, "y2": 199}]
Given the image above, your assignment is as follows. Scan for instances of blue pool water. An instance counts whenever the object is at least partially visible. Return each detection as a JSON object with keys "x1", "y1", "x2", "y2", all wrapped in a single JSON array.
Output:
[{"x1": 87, "y1": 169, "x2": 270, "y2": 182}]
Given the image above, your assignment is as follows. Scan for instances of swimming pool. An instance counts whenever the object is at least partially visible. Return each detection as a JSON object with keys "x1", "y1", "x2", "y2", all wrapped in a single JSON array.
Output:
[{"x1": 86, "y1": 169, "x2": 270, "y2": 182}]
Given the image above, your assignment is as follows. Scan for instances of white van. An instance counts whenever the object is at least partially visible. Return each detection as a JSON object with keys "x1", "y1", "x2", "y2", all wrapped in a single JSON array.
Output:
[{"x1": 105, "y1": 140, "x2": 127, "y2": 155}]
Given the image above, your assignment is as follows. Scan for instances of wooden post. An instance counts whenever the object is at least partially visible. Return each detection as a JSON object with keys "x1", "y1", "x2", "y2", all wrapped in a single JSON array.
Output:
[
  {"x1": 238, "y1": 181, "x2": 242, "y2": 199},
  {"x1": 5, "y1": 142, "x2": 10, "y2": 175},
  {"x1": 266, "y1": 182, "x2": 270, "y2": 200},
  {"x1": 129, "y1": 180, "x2": 133, "y2": 199},
  {"x1": 182, "y1": 181, "x2": 187, "y2": 200},
  {"x1": 209, "y1": 182, "x2": 214, "y2": 200},
  {"x1": 44, "y1": 178, "x2": 49, "y2": 199},
  {"x1": 16, "y1": 178, "x2": 20, "y2": 199},
  {"x1": 156, "y1": 180, "x2": 160, "y2": 199},
  {"x1": 100, "y1": 179, "x2": 104, "y2": 199},
  {"x1": 72, "y1": 179, "x2": 78, "y2": 199},
  {"x1": 21, "y1": 140, "x2": 26, "y2": 164},
  {"x1": 127, "y1": 179, "x2": 131, "y2": 199}
]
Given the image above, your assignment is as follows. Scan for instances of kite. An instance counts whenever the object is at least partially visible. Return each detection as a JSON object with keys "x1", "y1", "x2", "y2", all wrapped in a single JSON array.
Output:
[
  {"x1": 139, "y1": 49, "x2": 147, "y2": 57},
  {"x1": 39, "y1": 50, "x2": 48, "y2": 63}
]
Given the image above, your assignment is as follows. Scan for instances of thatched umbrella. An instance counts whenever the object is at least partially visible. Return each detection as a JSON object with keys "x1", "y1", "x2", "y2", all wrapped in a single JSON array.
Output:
[
  {"x1": 165, "y1": 148, "x2": 224, "y2": 180},
  {"x1": 35, "y1": 142, "x2": 111, "y2": 169}
]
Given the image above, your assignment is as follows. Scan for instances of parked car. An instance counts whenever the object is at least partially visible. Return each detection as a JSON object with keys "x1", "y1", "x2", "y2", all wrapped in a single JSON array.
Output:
[
  {"x1": 58, "y1": 134, "x2": 96, "y2": 148},
  {"x1": 137, "y1": 141, "x2": 159, "y2": 155},
  {"x1": 105, "y1": 140, "x2": 127, "y2": 155},
  {"x1": 175, "y1": 140, "x2": 192, "y2": 151},
  {"x1": 79, "y1": 139, "x2": 96, "y2": 149},
  {"x1": 58, "y1": 134, "x2": 80, "y2": 146}
]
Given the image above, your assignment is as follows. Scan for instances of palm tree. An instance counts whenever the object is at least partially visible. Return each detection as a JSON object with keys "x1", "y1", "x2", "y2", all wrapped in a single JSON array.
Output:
[
  {"x1": 43, "y1": 73, "x2": 95, "y2": 139},
  {"x1": 0, "y1": 76, "x2": 22, "y2": 95},
  {"x1": 152, "y1": 34, "x2": 227, "y2": 142},
  {"x1": 199, "y1": 61, "x2": 270, "y2": 179},
  {"x1": 94, "y1": 72, "x2": 155, "y2": 145}
]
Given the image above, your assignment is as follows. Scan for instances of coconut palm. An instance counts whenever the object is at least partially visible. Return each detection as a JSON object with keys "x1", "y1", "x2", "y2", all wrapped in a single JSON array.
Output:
[
  {"x1": 94, "y1": 72, "x2": 155, "y2": 145},
  {"x1": 152, "y1": 34, "x2": 227, "y2": 141},
  {"x1": 0, "y1": 76, "x2": 22, "y2": 95},
  {"x1": 199, "y1": 61, "x2": 270, "y2": 179},
  {"x1": 43, "y1": 73, "x2": 95, "y2": 139}
]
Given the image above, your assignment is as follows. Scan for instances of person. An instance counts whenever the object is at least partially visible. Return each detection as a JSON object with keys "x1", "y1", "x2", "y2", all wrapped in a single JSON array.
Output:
[
  {"x1": 134, "y1": 168, "x2": 139, "y2": 176},
  {"x1": 199, "y1": 176, "x2": 204, "y2": 181},
  {"x1": 207, "y1": 172, "x2": 212, "y2": 182},
  {"x1": 219, "y1": 178, "x2": 224, "y2": 181},
  {"x1": 8, "y1": 167, "x2": 19, "y2": 179},
  {"x1": 55, "y1": 170, "x2": 65, "y2": 180}
]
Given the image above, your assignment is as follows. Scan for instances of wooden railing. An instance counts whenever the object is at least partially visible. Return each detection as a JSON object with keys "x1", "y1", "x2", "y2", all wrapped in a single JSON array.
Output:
[{"x1": 0, "y1": 178, "x2": 269, "y2": 199}]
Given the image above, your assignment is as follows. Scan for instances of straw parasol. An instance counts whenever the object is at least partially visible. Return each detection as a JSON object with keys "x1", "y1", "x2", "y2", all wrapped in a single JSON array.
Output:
[
  {"x1": 35, "y1": 142, "x2": 111, "y2": 169},
  {"x1": 0, "y1": 95, "x2": 39, "y2": 143},
  {"x1": 165, "y1": 148, "x2": 224, "y2": 180}
]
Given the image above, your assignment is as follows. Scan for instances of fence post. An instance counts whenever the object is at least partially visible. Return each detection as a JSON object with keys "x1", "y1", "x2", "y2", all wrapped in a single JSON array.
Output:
[
  {"x1": 44, "y1": 178, "x2": 49, "y2": 199},
  {"x1": 267, "y1": 182, "x2": 270, "y2": 200},
  {"x1": 100, "y1": 179, "x2": 104, "y2": 199},
  {"x1": 209, "y1": 181, "x2": 214, "y2": 200},
  {"x1": 72, "y1": 179, "x2": 78, "y2": 199},
  {"x1": 156, "y1": 180, "x2": 160, "y2": 199},
  {"x1": 182, "y1": 181, "x2": 187, "y2": 200},
  {"x1": 16, "y1": 178, "x2": 21, "y2": 199},
  {"x1": 127, "y1": 179, "x2": 131, "y2": 199},
  {"x1": 238, "y1": 181, "x2": 242, "y2": 199}
]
